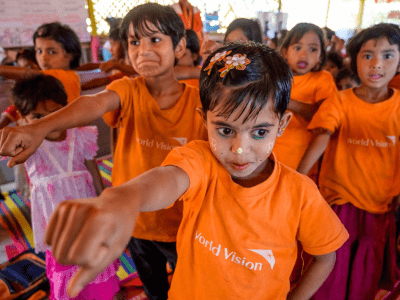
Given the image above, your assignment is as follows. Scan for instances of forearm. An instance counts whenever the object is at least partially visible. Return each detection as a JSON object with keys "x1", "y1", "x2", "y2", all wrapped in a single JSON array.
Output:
[
  {"x1": 287, "y1": 252, "x2": 336, "y2": 300},
  {"x1": 0, "y1": 66, "x2": 39, "y2": 80},
  {"x1": 75, "y1": 63, "x2": 101, "y2": 71},
  {"x1": 288, "y1": 99, "x2": 324, "y2": 122},
  {"x1": 81, "y1": 77, "x2": 111, "y2": 90},
  {"x1": 113, "y1": 64, "x2": 137, "y2": 76},
  {"x1": 85, "y1": 159, "x2": 105, "y2": 196},
  {"x1": 174, "y1": 66, "x2": 201, "y2": 80},
  {"x1": 297, "y1": 130, "x2": 331, "y2": 175}
]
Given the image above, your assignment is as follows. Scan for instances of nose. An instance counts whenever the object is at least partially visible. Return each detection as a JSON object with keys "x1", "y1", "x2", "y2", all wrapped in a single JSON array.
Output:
[
  {"x1": 231, "y1": 134, "x2": 250, "y2": 155},
  {"x1": 371, "y1": 57, "x2": 382, "y2": 69},
  {"x1": 138, "y1": 40, "x2": 151, "y2": 55}
]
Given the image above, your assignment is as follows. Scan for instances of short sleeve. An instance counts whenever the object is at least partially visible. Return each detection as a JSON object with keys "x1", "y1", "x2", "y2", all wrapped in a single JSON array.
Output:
[
  {"x1": 161, "y1": 141, "x2": 206, "y2": 201},
  {"x1": 314, "y1": 72, "x2": 337, "y2": 102},
  {"x1": 3, "y1": 105, "x2": 19, "y2": 122},
  {"x1": 308, "y1": 93, "x2": 343, "y2": 133},
  {"x1": 297, "y1": 178, "x2": 349, "y2": 255},
  {"x1": 106, "y1": 77, "x2": 132, "y2": 126},
  {"x1": 77, "y1": 126, "x2": 99, "y2": 160}
]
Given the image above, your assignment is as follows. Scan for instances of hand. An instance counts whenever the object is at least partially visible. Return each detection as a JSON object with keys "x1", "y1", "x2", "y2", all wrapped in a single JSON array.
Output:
[
  {"x1": 200, "y1": 39, "x2": 223, "y2": 62},
  {"x1": 0, "y1": 124, "x2": 47, "y2": 167},
  {"x1": 45, "y1": 194, "x2": 136, "y2": 297}
]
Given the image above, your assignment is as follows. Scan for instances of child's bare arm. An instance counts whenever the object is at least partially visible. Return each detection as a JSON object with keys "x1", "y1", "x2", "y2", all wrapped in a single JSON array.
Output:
[
  {"x1": 297, "y1": 128, "x2": 333, "y2": 175},
  {"x1": 0, "y1": 114, "x2": 14, "y2": 130},
  {"x1": 288, "y1": 99, "x2": 325, "y2": 122},
  {"x1": 100, "y1": 61, "x2": 137, "y2": 76},
  {"x1": 75, "y1": 63, "x2": 101, "y2": 71},
  {"x1": 287, "y1": 251, "x2": 336, "y2": 300},
  {"x1": 174, "y1": 66, "x2": 201, "y2": 80},
  {"x1": 0, "y1": 90, "x2": 121, "y2": 167},
  {"x1": 85, "y1": 159, "x2": 106, "y2": 196},
  {"x1": 81, "y1": 77, "x2": 112, "y2": 90},
  {"x1": 0, "y1": 65, "x2": 40, "y2": 80},
  {"x1": 45, "y1": 165, "x2": 190, "y2": 297}
]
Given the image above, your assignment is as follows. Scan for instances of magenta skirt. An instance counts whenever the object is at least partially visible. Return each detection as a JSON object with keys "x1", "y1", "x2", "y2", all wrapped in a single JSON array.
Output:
[
  {"x1": 46, "y1": 250, "x2": 120, "y2": 300},
  {"x1": 311, "y1": 202, "x2": 400, "y2": 300}
]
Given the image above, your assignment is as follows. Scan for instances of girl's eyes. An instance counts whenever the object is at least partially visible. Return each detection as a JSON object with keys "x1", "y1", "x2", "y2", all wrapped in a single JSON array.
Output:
[
  {"x1": 384, "y1": 54, "x2": 393, "y2": 59},
  {"x1": 252, "y1": 129, "x2": 268, "y2": 140},
  {"x1": 363, "y1": 54, "x2": 372, "y2": 59},
  {"x1": 217, "y1": 127, "x2": 233, "y2": 137},
  {"x1": 310, "y1": 48, "x2": 318, "y2": 52},
  {"x1": 151, "y1": 37, "x2": 161, "y2": 43},
  {"x1": 129, "y1": 40, "x2": 139, "y2": 46}
]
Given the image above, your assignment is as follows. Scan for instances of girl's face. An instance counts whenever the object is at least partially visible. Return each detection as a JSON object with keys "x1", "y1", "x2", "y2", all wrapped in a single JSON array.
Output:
[
  {"x1": 225, "y1": 29, "x2": 249, "y2": 44},
  {"x1": 356, "y1": 37, "x2": 400, "y2": 92},
  {"x1": 336, "y1": 77, "x2": 359, "y2": 91},
  {"x1": 283, "y1": 31, "x2": 322, "y2": 76},
  {"x1": 200, "y1": 99, "x2": 291, "y2": 187},
  {"x1": 35, "y1": 37, "x2": 73, "y2": 70},
  {"x1": 110, "y1": 39, "x2": 124, "y2": 60},
  {"x1": 16, "y1": 57, "x2": 39, "y2": 70},
  {"x1": 24, "y1": 100, "x2": 66, "y2": 141},
  {"x1": 127, "y1": 21, "x2": 185, "y2": 78},
  {"x1": 177, "y1": 49, "x2": 198, "y2": 67},
  {"x1": 323, "y1": 61, "x2": 339, "y2": 78}
]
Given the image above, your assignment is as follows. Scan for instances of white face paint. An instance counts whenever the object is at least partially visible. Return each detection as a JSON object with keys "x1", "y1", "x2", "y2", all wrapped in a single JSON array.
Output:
[
  {"x1": 210, "y1": 138, "x2": 217, "y2": 151},
  {"x1": 266, "y1": 141, "x2": 275, "y2": 154},
  {"x1": 237, "y1": 147, "x2": 243, "y2": 154}
]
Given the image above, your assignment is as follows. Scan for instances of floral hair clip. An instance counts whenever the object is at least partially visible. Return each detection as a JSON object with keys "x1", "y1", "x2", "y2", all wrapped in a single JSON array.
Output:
[
  {"x1": 218, "y1": 54, "x2": 251, "y2": 78},
  {"x1": 203, "y1": 50, "x2": 232, "y2": 75}
]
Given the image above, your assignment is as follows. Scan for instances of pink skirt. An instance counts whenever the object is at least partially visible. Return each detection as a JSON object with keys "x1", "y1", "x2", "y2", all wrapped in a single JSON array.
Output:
[{"x1": 46, "y1": 250, "x2": 120, "y2": 300}]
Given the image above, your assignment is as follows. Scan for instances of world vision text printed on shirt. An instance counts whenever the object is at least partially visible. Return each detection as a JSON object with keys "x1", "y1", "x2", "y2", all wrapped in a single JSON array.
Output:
[
  {"x1": 195, "y1": 231, "x2": 275, "y2": 271},
  {"x1": 136, "y1": 137, "x2": 188, "y2": 151},
  {"x1": 346, "y1": 136, "x2": 396, "y2": 148}
]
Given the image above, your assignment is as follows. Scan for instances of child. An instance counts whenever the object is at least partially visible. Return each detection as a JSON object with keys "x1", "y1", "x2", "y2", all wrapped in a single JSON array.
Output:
[
  {"x1": 15, "y1": 48, "x2": 39, "y2": 69},
  {"x1": 33, "y1": 43, "x2": 349, "y2": 299},
  {"x1": 178, "y1": 29, "x2": 201, "y2": 88},
  {"x1": 10, "y1": 74, "x2": 119, "y2": 300},
  {"x1": 0, "y1": 4, "x2": 208, "y2": 299},
  {"x1": 224, "y1": 18, "x2": 263, "y2": 44},
  {"x1": 323, "y1": 52, "x2": 343, "y2": 78},
  {"x1": 273, "y1": 23, "x2": 337, "y2": 176},
  {"x1": 335, "y1": 67, "x2": 360, "y2": 91},
  {"x1": 297, "y1": 23, "x2": 400, "y2": 300}
]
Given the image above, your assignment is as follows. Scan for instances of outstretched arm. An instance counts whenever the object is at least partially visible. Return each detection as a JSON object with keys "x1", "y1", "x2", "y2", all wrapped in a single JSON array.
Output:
[
  {"x1": 99, "y1": 61, "x2": 137, "y2": 76},
  {"x1": 0, "y1": 90, "x2": 121, "y2": 167},
  {"x1": 0, "y1": 65, "x2": 40, "y2": 80},
  {"x1": 287, "y1": 251, "x2": 336, "y2": 300},
  {"x1": 45, "y1": 165, "x2": 190, "y2": 297},
  {"x1": 297, "y1": 128, "x2": 332, "y2": 175},
  {"x1": 288, "y1": 99, "x2": 325, "y2": 122},
  {"x1": 85, "y1": 159, "x2": 106, "y2": 196}
]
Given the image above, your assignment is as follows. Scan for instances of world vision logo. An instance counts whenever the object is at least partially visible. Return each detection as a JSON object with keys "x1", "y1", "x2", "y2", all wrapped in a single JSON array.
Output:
[{"x1": 172, "y1": 137, "x2": 187, "y2": 146}]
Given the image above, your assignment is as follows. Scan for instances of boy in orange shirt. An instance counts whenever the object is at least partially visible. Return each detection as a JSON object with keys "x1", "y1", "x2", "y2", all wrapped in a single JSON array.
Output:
[
  {"x1": 16, "y1": 43, "x2": 349, "y2": 299},
  {"x1": 0, "y1": 4, "x2": 207, "y2": 300},
  {"x1": 297, "y1": 23, "x2": 400, "y2": 300}
]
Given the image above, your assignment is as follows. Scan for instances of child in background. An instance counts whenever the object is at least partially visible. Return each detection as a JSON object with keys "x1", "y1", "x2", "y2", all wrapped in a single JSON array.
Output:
[
  {"x1": 323, "y1": 52, "x2": 343, "y2": 78},
  {"x1": 297, "y1": 23, "x2": 400, "y2": 300},
  {"x1": 10, "y1": 74, "x2": 119, "y2": 300},
  {"x1": 15, "y1": 48, "x2": 39, "y2": 69},
  {"x1": 224, "y1": 18, "x2": 263, "y2": 44},
  {"x1": 177, "y1": 29, "x2": 201, "y2": 88},
  {"x1": 0, "y1": 4, "x2": 208, "y2": 299},
  {"x1": 273, "y1": 23, "x2": 337, "y2": 176},
  {"x1": 335, "y1": 67, "x2": 360, "y2": 91},
  {"x1": 36, "y1": 43, "x2": 348, "y2": 300}
]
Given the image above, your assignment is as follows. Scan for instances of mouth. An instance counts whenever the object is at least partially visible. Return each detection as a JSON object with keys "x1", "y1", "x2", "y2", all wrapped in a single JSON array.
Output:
[
  {"x1": 231, "y1": 162, "x2": 250, "y2": 171},
  {"x1": 369, "y1": 74, "x2": 383, "y2": 81},
  {"x1": 297, "y1": 61, "x2": 308, "y2": 69}
]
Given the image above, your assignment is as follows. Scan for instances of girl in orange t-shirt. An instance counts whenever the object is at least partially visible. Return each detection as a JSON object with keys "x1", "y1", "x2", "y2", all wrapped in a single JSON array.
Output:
[
  {"x1": 0, "y1": 22, "x2": 82, "y2": 129},
  {"x1": 273, "y1": 23, "x2": 337, "y2": 176},
  {"x1": 35, "y1": 43, "x2": 348, "y2": 300},
  {"x1": 298, "y1": 23, "x2": 400, "y2": 300}
]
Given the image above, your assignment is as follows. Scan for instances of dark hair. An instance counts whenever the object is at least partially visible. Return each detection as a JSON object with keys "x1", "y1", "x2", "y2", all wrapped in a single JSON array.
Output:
[
  {"x1": 280, "y1": 23, "x2": 327, "y2": 71},
  {"x1": 225, "y1": 18, "x2": 263, "y2": 44},
  {"x1": 322, "y1": 27, "x2": 335, "y2": 41},
  {"x1": 346, "y1": 23, "x2": 400, "y2": 77},
  {"x1": 326, "y1": 52, "x2": 343, "y2": 69},
  {"x1": 33, "y1": 22, "x2": 82, "y2": 69},
  {"x1": 185, "y1": 29, "x2": 201, "y2": 66},
  {"x1": 120, "y1": 3, "x2": 185, "y2": 49},
  {"x1": 335, "y1": 67, "x2": 361, "y2": 86},
  {"x1": 200, "y1": 42, "x2": 292, "y2": 122},
  {"x1": 11, "y1": 74, "x2": 67, "y2": 116},
  {"x1": 16, "y1": 48, "x2": 37, "y2": 65},
  {"x1": 109, "y1": 28, "x2": 122, "y2": 41}
]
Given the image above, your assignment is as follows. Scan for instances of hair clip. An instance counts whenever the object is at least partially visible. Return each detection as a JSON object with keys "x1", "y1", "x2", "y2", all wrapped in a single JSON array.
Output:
[
  {"x1": 203, "y1": 50, "x2": 232, "y2": 75},
  {"x1": 218, "y1": 54, "x2": 251, "y2": 78}
]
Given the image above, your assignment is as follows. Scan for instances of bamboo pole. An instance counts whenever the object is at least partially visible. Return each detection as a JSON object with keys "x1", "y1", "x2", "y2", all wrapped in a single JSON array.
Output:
[
  {"x1": 325, "y1": 0, "x2": 331, "y2": 27},
  {"x1": 86, "y1": 0, "x2": 98, "y2": 36},
  {"x1": 357, "y1": 0, "x2": 366, "y2": 29}
]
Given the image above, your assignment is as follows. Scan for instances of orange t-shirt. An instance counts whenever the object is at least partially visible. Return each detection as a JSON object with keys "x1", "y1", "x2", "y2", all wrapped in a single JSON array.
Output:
[
  {"x1": 273, "y1": 71, "x2": 337, "y2": 169},
  {"x1": 179, "y1": 78, "x2": 199, "y2": 89},
  {"x1": 171, "y1": 3, "x2": 203, "y2": 44},
  {"x1": 389, "y1": 73, "x2": 400, "y2": 90},
  {"x1": 162, "y1": 141, "x2": 348, "y2": 299},
  {"x1": 308, "y1": 88, "x2": 400, "y2": 213},
  {"x1": 4, "y1": 69, "x2": 81, "y2": 121},
  {"x1": 106, "y1": 77, "x2": 208, "y2": 241}
]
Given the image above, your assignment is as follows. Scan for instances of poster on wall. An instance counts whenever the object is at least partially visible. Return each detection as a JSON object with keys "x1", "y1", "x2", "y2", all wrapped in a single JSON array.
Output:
[{"x1": 0, "y1": 0, "x2": 91, "y2": 48}]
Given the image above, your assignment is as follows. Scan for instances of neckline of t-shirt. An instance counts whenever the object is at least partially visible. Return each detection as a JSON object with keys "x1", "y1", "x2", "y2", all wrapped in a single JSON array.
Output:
[
  {"x1": 140, "y1": 77, "x2": 188, "y2": 112},
  {"x1": 349, "y1": 87, "x2": 398, "y2": 108},
  {"x1": 218, "y1": 152, "x2": 280, "y2": 197}
]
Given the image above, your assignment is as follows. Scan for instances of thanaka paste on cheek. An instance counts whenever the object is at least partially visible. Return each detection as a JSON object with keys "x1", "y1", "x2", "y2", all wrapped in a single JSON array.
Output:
[{"x1": 210, "y1": 138, "x2": 217, "y2": 151}]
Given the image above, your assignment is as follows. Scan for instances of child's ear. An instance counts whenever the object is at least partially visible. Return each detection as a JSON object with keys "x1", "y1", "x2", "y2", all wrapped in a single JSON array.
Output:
[
  {"x1": 277, "y1": 111, "x2": 292, "y2": 137},
  {"x1": 196, "y1": 107, "x2": 207, "y2": 128},
  {"x1": 175, "y1": 37, "x2": 187, "y2": 59}
]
